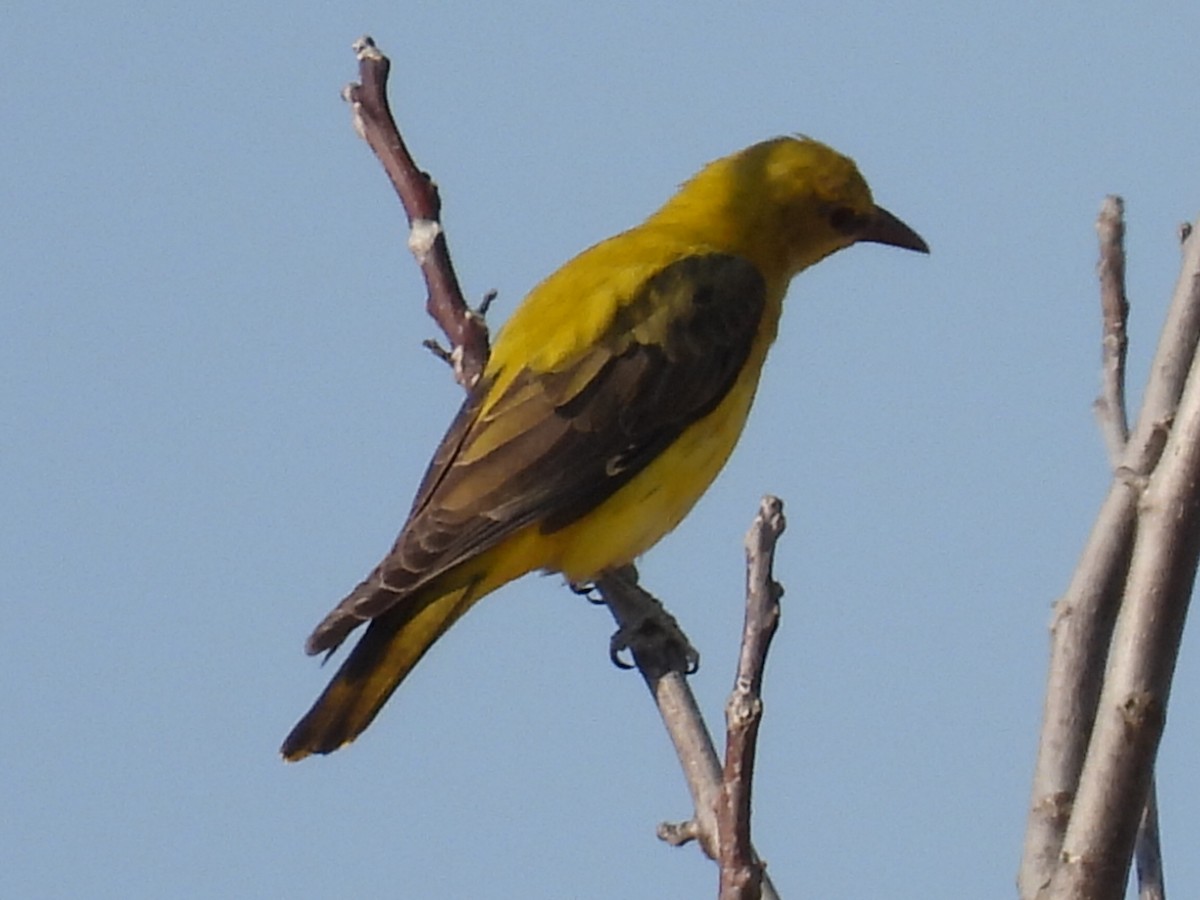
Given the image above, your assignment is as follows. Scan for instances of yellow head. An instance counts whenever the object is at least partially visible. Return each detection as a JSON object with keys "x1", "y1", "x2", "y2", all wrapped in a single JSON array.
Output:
[{"x1": 650, "y1": 136, "x2": 927, "y2": 282}]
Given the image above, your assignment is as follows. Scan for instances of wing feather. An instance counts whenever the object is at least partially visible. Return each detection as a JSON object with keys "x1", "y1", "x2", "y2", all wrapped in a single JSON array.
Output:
[{"x1": 306, "y1": 253, "x2": 767, "y2": 654}]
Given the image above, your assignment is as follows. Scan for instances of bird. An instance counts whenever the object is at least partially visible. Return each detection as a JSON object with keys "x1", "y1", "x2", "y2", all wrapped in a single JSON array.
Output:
[{"x1": 282, "y1": 135, "x2": 928, "y2": 760}]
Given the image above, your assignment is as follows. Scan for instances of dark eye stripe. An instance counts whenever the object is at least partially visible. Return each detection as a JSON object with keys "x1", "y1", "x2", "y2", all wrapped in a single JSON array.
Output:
[{"x1": 829, "y1": 206, "x2": 866, "y2": 236}]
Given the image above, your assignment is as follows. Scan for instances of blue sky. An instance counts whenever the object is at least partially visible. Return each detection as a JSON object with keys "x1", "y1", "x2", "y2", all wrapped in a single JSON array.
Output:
[{"x1": 5, "y1": 3, "x2": 1200, "y2": 898}]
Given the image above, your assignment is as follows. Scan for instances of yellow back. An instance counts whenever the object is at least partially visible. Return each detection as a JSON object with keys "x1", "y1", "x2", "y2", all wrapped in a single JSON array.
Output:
[{"x1": 488, "y1": 137, "x2": 873, "y2": 387}]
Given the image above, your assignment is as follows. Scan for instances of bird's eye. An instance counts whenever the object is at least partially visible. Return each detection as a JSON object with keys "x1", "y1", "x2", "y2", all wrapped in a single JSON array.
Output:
[{"x1": 829, "y1": 206, "x2": 863, "y2": 236}]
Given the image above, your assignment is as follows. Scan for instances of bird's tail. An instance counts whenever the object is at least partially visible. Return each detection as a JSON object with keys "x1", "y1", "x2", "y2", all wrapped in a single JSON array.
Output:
[{"x1": 280, "y1": 581, "x2": 480, "y2": 761}]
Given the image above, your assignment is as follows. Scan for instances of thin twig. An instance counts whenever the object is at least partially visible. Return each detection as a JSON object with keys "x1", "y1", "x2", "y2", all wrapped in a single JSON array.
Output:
[
  {"x1": 1095, "y1": 196, "x2": 1130, "y2": 466},
  {"x1": 344, "y1": 35, "x2": 489, "y2": 387},
  {"x1": 717, "y1": 497, "x2": 785, "y2": 900}
]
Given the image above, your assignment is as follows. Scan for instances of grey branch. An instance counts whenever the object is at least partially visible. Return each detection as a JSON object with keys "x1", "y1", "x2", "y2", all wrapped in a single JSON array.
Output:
[
  {"x1": 1048, "y1": 253, "x2": 1200, "y2": 894},
  {"x1": 1094, "y1": 196, "x2": 1130, "y2": 466},
  {"x1": 1020, "y1": 215, "x2": 1200, "y2": 899},
  {"x1": 594, "y1": 517, "x2": 783, "y2": 900},
  {"x1": 1091, "y1": 199, "x2": 1166, "y2": 900},
  {"x1": 595, "y1": 566, "x2": 723, "y2": 856}
]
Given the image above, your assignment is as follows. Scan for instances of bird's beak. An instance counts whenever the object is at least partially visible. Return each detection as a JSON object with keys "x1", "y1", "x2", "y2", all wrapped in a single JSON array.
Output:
[{"x1": 859, "y1": 205, "x2": 929, "y2": 254}]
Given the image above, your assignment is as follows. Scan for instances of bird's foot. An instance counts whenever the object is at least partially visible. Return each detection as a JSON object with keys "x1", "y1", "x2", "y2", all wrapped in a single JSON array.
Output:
[{"x1": 608, "y1": 594, "x2": 699, "y2": 675}]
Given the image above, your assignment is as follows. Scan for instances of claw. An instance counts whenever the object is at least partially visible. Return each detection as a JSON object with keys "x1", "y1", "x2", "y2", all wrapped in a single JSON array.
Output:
[
  {"x1": 609, "y1": 632, "x2": 637, "y2": 669},
  {"x1": 569, "y1": 580, "x2": 607, "y2": 605},
  {"x1": 607, "y1": 607, "x2": 699, "y2": 675}
]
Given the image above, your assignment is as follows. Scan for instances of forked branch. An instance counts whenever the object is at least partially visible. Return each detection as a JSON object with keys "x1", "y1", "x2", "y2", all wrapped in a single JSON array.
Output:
[
  {"x1": 1020, "y1": 202, "x2": 1200, "y2": 900},
  {"x1": 342, "y1": 35, "x2": 784, "y2": 900}
]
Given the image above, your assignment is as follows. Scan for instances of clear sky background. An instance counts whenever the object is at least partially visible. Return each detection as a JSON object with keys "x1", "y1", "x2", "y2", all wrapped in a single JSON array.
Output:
[{"x1": 5, "y1": 4, "x2": 1200, "y2": 898}]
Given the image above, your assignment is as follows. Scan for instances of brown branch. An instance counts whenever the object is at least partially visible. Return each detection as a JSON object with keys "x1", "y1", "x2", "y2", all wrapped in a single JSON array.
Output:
[
  {"x1": 344, "y1": 35, "x2": 489, "y2": 387},
  {"x1": 717, "y1": 497, "x2": 785, "y2": 900},
  {"x1": 1094, "y1": 196, "x2": 1130, "y2": 466},
  {"x1": 1020, "y1": 213, "x2": 1200, "y2": 900},
  {"x1": 343, "y1": 39, "x2": 783, "y2": 898}
]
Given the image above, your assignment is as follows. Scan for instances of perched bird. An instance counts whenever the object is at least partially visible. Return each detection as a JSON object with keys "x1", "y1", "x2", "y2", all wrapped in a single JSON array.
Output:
[{"x1": 282, "y1": 136, "x2": 928, "y2": 760}]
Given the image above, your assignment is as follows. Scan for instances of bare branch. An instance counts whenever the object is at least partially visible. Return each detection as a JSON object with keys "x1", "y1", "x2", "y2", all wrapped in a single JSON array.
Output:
[
  {"x1": 344, "y1": 35, "x2": 489, "y2": 386},
  {"x1": 594, "y1": 550, "x2": 780, "y2": 900},
  {"x1": 1020, "y1": 216, "x2": 1200, "y2": 899},
  {"x1": 342, "y1": 40, "x2": 781, "y2": 898},
  {"x1": 340, "y1": 44, "x2": 721, "y2": 858},
  {"x1": 1094, "y1": 196, "x2": 1130, "y2": 466},
  {"x1": 594, "y1": 566, "x2": 724, "y2": 859},
  {"x1": 1116, "y1": 226, "x2": 1200, "y2": 900},
  {"x1": 1048, "y1": 315, "x2": 1200, "y2": 895},
  {"x1": 1092, "y1": 199, "x2": 1167, "y2": 900},
  {"x1": 1033, "y1": 221, "x2": 1200, "y2": 899},
  {"x1": 718, "y1": 497, "x2": 785, "y2": 900}
]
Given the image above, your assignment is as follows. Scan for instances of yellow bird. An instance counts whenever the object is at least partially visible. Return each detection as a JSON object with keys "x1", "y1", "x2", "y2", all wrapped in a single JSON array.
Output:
[{"x1": 282, "y1": 136, "x2": 927, "y2": 760}]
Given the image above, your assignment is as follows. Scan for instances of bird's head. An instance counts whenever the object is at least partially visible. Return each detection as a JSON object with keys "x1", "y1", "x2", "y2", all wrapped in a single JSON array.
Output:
[{"x1": 654, "y1": 136, "x2": 928, "y2": 282}]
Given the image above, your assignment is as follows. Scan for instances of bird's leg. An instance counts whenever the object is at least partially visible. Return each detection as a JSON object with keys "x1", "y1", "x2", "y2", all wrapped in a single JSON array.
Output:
[{"x1": 594, "y1": 565, "x2": 700, "y2": 676}]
